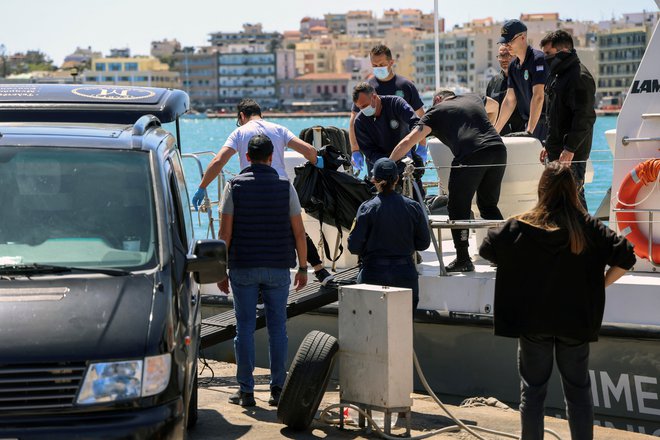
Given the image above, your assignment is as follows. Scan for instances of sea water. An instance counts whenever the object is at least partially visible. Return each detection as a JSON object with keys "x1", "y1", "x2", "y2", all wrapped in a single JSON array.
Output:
[{"x1": 166, "y1": 116, "x2": 617, "y2": 239}]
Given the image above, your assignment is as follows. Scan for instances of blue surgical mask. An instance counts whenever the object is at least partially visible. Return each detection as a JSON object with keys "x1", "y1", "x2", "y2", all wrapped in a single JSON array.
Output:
[
  {"x1": 373, "y1": 66, "x2": 389, "y2": 80},
  {"x1": 361, "y1": 105, "x2": 376, "y2": 117}
]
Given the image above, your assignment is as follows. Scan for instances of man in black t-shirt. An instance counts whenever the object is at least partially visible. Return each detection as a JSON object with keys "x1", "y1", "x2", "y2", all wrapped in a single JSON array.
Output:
[
  {"x1": 349, "y1": 45, "x2": 426, "y2": 173},
  {"x1": 390, "y1": 89, "x2": 506, "y2": 272},
  {"x1": 486, "y1": 45, "x2": 525, "y2": 135}
]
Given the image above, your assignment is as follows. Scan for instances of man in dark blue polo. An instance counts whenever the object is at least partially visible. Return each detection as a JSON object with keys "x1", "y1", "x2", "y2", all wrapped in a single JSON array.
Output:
[
  {"x1": 494, "y1": 19, "x2": 548, "y2": 142},
  {"x1": 349, "y1": 45, "x2": 427, "y2": 173}
]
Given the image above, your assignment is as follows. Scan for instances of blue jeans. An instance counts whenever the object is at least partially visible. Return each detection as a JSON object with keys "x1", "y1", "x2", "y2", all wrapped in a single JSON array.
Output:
[
  {"x1": 229, "y1": 267, "x2": 290, "y2": 393},
  {"x1": 518, "y1": 335, "x2": 593, "y2": 440}
]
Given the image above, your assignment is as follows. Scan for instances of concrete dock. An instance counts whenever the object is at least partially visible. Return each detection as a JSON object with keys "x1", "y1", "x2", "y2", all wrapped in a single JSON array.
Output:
[{"x1": 189, "y1": 360, "x2": 655, "y2": 440}]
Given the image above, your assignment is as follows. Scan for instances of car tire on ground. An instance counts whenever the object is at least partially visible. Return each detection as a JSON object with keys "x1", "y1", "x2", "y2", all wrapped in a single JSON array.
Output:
[{"x1": 277, "y1": 330, "x2": 339, "y2": 431}]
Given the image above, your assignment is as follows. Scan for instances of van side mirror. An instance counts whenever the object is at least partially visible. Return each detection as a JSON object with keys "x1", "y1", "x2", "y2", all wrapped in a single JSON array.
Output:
[{"x1": 186, "y1": 239, "x2": 227, "y2": 284}]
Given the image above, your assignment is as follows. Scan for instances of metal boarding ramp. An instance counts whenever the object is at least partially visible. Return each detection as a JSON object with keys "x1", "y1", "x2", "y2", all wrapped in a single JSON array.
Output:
[{"x1": 199, "y1": 267, "x2": 359, "y2": 349}]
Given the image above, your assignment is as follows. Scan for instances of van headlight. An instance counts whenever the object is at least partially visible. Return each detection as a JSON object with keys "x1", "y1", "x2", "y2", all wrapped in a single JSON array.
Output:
[{"x1": 77, "y1": 354, "x2": 171, "y2": 404}]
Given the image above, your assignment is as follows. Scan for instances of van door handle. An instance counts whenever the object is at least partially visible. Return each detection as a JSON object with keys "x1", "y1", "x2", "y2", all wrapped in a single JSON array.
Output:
[{"x1": 191, "y1": 292, "x2": 197, "y2": 305}]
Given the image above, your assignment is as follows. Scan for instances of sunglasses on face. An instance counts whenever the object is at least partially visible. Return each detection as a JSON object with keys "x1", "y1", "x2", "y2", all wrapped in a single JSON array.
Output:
[{"x1": 503, "y1": 33, "x2": 523, "y2": 46}]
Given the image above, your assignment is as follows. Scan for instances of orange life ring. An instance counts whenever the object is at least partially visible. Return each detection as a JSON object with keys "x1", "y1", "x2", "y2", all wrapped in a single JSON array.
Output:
[{"x1": 615, "y1": 158, "x2": 660, "y2": 262}]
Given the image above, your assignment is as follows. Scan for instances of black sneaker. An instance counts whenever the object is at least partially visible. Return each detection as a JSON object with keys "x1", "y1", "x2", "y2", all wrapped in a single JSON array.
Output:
[
  {"x1": 314, "y1": 268, "x2": 334, "y2": 286},
  {"x1": 446, "y1": 258, "x2": 475, "y2": 273},
  {"x1": 228, "y1": 390, "x2": 256, "y2": 407},
  {"x1": 268, "y1": 386, "x2": 282, "y2": 407}
]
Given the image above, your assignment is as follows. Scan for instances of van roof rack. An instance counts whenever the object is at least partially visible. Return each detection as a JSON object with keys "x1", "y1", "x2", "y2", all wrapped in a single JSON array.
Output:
[{"x1": 0, "y1": 84, "x2": 189, "y2": 124}]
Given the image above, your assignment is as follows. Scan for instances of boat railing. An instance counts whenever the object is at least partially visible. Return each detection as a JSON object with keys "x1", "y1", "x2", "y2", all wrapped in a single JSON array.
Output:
[
  {"x1": 182, "y1": 151, "x2": 225, "y2": 240},
  {"x1": 612, "y1": 207, "x2": 660, "y2": 267},
  {"x1": 401, "y1": 161, "x2": 506, "y2": 276}
]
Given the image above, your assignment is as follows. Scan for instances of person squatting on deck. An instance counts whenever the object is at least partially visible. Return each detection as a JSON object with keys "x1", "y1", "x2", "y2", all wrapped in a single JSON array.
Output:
[
  {"x1": 348, "y1": 158, "x2": 431, "y2": 311},
  {"x1": 390, "y1": 88, "x2": 505, "y2": 273},
  {"x1": 192, "y1": 98, "x2": 334, "y2": 285},
  {"x1": 217, "y1": 134, "x2": 308, "y2": 408},
  {"x1": 540, "y1": 30, "x2": 596, "y2": 212},
  {"x1": 486, "y1": 45, "x2": 526, "y2": 135},
  {"x1": 352, "y1": 82, "x2": 426, "y2": 196},
  {"x1": 494, "y1": 19, "x2": 549, "y2": 142},
  {"x1": 349, "y1": 44, "x2": 427, "y2": 174},
  {"x1": 479, "y1": 162, "x2": 636, "y2": 440}
]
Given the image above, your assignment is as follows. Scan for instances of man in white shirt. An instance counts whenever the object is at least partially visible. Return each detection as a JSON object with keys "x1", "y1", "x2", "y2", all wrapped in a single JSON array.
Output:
[{"x1": 192, "y1": 98, "x2": 333, "y2": 284}]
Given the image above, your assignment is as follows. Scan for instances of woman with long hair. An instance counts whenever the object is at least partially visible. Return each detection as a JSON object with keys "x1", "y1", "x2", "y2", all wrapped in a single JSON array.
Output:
[
  {"x1": 479, "y1": 161, "x2": 636, "y2": 440},
  {"x1": 348, "y1": 158, "x2": 431, "y2": 311}
]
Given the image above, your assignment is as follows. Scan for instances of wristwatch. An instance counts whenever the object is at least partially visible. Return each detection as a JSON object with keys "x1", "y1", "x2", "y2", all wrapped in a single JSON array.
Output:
[{"x1": 298, "y1": 266, "x2": 308, "y2": 274}]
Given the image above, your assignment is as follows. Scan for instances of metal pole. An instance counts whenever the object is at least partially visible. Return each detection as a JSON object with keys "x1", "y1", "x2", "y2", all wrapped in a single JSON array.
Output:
[{"x1": 434, "y1": 0, "x2": 441, "y2": 91}]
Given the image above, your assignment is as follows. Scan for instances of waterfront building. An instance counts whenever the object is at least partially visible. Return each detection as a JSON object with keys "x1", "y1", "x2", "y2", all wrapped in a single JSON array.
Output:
[
  {"x1": 171, "y1": 46, "x2": 219, "y2": 110},
  {"x1": 275, "y1": 49, "x2": 296, "y2": 81},
  {"x1": 278, "y1": 72, "x2": 352, "y2": 111},
  {"x1": 346, "y1": 10, "x2": 374, "y2": 37},
  {"x1": 218, "y1": 44, "x2": 277, "y2": 110},
  {"x1": 324, "y1": 13, "x2": 348, "y2": 35},
  {"x1": 83, "y1": 55, "x2": 179, "y2": 89},
  {"x1": 384, "y1": 28, "x2": 425, "y2": 80},
  {"x1": 151, "y1": 39, "x2": 182, "y2": 61},
  {"x1": 597, "y1": 26, "x2": 653, "y2": 101},
  {"x1": 300, "y1": 17, "x2": 327, "y2": 37}
]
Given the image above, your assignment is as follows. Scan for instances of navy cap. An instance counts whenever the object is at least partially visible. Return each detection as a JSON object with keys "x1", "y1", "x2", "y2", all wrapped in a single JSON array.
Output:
[
  {"x1": 247, "y1": 134, "x2": 274, "y2": 157},
  {"x1": 499, "y1": 19, "x2": 527, "y2": 44},
  {"x1": 372, "y1": 158, "x2": 398, "y2": 181}
]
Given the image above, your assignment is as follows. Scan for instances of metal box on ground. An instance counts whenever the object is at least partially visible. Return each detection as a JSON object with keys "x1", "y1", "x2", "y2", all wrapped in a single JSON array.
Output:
[{"x1": 338, "y1": 284, "x2": 413, "y2": 410}]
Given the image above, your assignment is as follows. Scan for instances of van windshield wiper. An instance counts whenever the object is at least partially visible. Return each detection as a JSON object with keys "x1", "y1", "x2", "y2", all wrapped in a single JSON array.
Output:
[{"x1": 0, "y1": 263, "x2": 131, "y2": 276}]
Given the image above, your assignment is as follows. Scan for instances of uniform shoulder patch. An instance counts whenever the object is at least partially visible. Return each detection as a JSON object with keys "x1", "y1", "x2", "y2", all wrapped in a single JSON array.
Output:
[{"x1": 536, "y1": 65, "x2": 544, "y2": 71}]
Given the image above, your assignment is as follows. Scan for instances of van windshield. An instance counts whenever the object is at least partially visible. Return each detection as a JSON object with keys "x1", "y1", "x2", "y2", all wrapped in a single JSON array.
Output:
[{"x1": 0, "y1": 147, "x2": 157, "y2": 271}]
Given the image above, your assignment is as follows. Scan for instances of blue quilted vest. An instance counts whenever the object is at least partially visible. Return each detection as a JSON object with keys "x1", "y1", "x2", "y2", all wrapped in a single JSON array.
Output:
[{"x1": 228, "y1": 164, "x2": 296, "y2": 269}]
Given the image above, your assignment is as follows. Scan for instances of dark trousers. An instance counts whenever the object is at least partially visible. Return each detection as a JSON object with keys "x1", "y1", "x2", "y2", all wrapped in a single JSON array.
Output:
[
  {"x1": 518, "y1": 335, "x2": 593, "y2": 440},
  {"x1": 357, "y1": 259, "x2": 419, "y2": 311},
  {"x1": 306, "y1": 234, "x2": 322, "y2": 267},
  {"x1": 532, "y1": 118, "x2": 548, "y2": 143},
  {"x1": 547, "y1": 151, "x2": 588, "y2": 212},
  {"x1": 447, "y1": 146, "x2": 506, "y2": 252}
]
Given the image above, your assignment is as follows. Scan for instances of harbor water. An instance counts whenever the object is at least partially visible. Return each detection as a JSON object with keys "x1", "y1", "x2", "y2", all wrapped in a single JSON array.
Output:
[{"x1": 166, "y1": 115, "x2": 617, "y2": 239}]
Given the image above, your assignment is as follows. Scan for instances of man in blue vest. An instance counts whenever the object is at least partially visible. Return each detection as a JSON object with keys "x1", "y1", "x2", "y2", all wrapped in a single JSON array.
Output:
[{"x1": 218, "y1": 134, "x2": 308, "y2": 408}]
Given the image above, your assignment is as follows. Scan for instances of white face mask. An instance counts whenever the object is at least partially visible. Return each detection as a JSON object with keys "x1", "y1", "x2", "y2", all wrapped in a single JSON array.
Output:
[
  {"x1": 373, "y1": 66, "x2": 390, "y2": 80},
  {"x1": 361, "y1": 104, "x2": 376, "y2": 117}
]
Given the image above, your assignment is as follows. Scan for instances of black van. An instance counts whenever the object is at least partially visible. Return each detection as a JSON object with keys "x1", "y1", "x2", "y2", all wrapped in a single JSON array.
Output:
[{"x1": 0, "y1": 84, "x2": 226, "y2": 439}]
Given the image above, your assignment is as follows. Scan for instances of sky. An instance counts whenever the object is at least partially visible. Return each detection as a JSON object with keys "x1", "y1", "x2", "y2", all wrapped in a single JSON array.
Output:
[{"x1": 2, "y1": 0, "x2": 658, "y2": 65}]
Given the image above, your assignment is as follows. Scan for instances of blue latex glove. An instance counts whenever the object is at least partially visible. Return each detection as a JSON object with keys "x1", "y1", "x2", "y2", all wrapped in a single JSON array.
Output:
[
  {"x1": 351, "y1": 151, "x2": 364, "y2": 172},
  {"x1": 192, "y1": 187, "x2": 206, "y2": 211},
  {"x1": 415, "y1": 145, "x2": 429, "y2": 163},
  {"x1": 314, "y1": 156, "x2": 324, "y2": 169}
]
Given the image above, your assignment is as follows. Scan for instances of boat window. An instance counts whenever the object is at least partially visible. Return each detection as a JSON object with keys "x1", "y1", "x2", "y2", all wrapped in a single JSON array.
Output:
[{"x1": 0, "y1": 147, "x2": 157, "y2": 271}]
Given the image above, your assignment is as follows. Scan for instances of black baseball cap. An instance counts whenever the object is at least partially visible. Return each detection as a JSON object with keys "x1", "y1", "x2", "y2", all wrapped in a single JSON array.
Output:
[
  {"x1": 247, "y1": 134, "x2": 274, "y2": 160},
  {"x1": 372, "y1": 158, "x2": 398, "y2": 181},
  {"x1": 499, "y1": 19, "x2": 527, "y2": 44}
]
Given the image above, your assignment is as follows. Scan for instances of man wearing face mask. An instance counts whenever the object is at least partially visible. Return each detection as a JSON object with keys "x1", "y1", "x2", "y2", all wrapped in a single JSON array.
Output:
[
  {"x1": 352, "y1": 82, "x2": 420, "y2": 173},
  {"x1": 349, "y1": 45, "x2": 426, "y2": 174},
  {"x1": 486, "y1": 45, "x2": 526, "y2": 135},
  {"x1": 540, "y1": 30, "x2": 596, "y2": 211}
]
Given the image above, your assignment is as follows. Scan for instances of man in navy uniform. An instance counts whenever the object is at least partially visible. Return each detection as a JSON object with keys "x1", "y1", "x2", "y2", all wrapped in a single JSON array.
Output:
[
  {"x1": 486, "y1": 45, "x2": 525, "y2": 135},
  {"x1": 494, "y1": 19, "x2": 549, "y2": 142}
]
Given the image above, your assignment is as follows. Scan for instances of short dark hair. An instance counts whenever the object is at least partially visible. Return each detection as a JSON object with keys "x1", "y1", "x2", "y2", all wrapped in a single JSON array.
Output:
[
  {"x1": 370, "y1": 44, "x2": 392, "y2": 60},
  {"x1": 352, "y1": 82, "x2": 375, "y2": 102},
  {"x1": 247, "y1": 134, "x2": 273, "y2": 162},
  {"x1": 540, "y1": 30, "x2": 574, "y2": 51},
  {"x1": 237, "y1": 98, "x2": 262, "y2": 118},
  {"x1": 433, "y1": 88, "x2": 456, "y2": 101}
]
